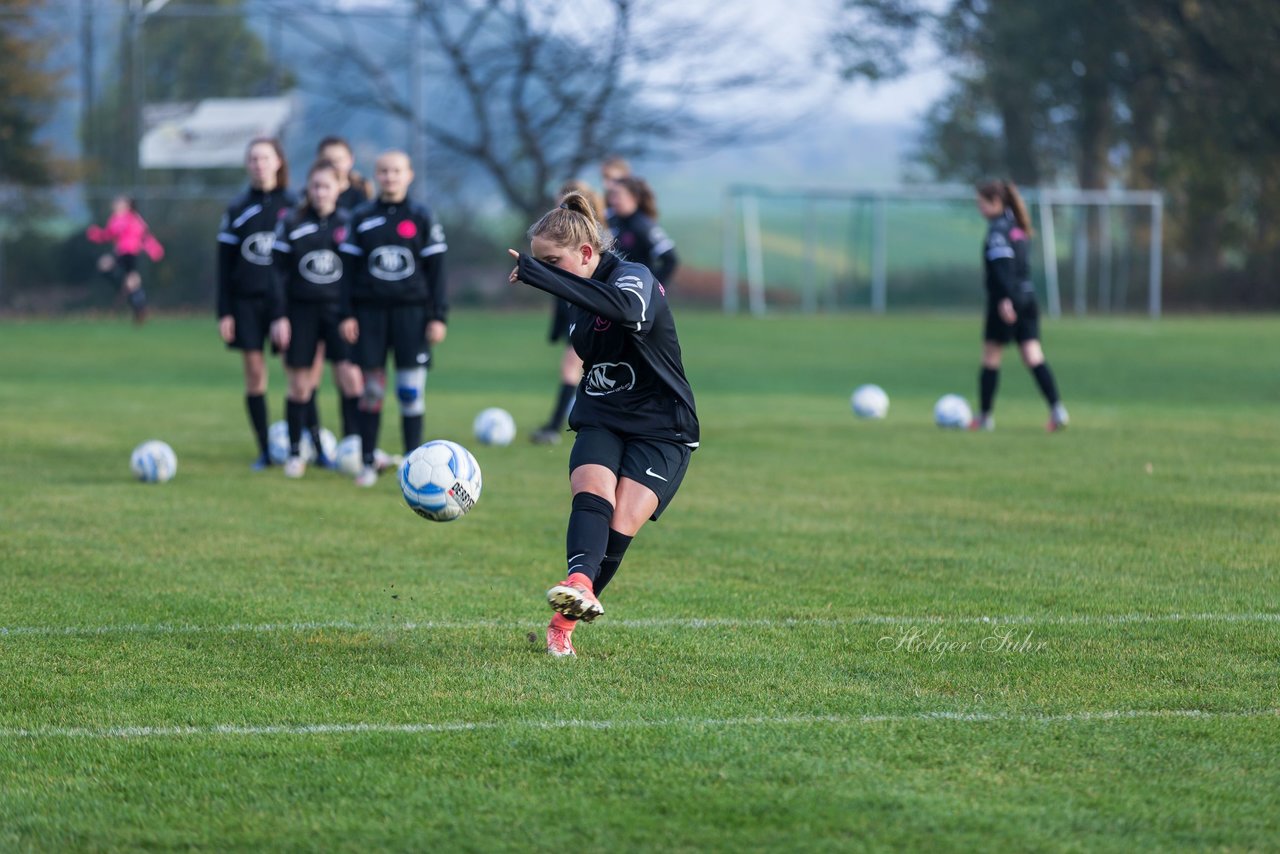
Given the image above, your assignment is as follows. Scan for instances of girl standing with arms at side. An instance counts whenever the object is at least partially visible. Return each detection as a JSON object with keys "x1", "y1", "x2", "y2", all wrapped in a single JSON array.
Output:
[
  {"x1": 508, "y1": 192, "x2": 699, "y2": 658},
  {"x1": 270, "y1": 160, "x2": 364, "y2": 478},
  {"x1": 338, "y1": 150, "x2": 449, "y2": 488},
  {"x1": 217, "y1": 138, "x2": 296, "y2": 469},
  {"x1": 972, "y1": 179, "x2": 1068, "y2": 432}
]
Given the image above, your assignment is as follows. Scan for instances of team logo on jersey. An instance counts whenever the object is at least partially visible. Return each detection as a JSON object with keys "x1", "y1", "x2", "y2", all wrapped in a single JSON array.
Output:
[
  {"x1": 241, "y1": 231, "x2": 276, "y2": 265},
  {"x1": 583, "y1": 361, "x2": 636, "y2": 397},
  {"x1": 593, "y1": 316, "x2": 612, "y2": 332},
  {"x1": 397, "y1": 220, "x2": 418, "y2": 239},
  {"x1": 369, "y1": 246, "x2": 415, "y2": 280},
  {"x1": 299, "y1": 249, "x2": 342, "y2": 285}
]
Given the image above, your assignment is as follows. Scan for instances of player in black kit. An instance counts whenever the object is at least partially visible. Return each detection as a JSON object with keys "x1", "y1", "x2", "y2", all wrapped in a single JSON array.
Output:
[
  {"x1": 217, "y1": 138, "x2": 296, "y2": 469},
  {"x1": 270, "y1": 159, "x2": 364, "y2": 478},
  {"x1": 316, "y1": 136, "x2": 373, "y2": 214},
  {"x1": 529, "y1": 180, "x2": 608, "y2": 446},
  {"x1": 607, "y1": 176, "x2": 677, "y2": 285},
  {"x1": 507, "y1": 192, "x2": 699, "y2": 658},
  {"x1": 972, "y1": 180, "x2": 1068, "y2": 432},
  {"x1": 338, "y1": 150, "x2": 448, "y2": 488}
]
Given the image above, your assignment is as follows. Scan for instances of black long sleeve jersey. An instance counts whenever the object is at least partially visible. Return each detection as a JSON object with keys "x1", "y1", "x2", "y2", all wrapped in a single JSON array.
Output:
[
  {"x1": 338, "y1": 198, "x2": 448, "y2": 321},
  {"x1": 270, "y1": 207, "x2": 351, "y2": 319},
  {"x1": 516, "y1": 251, "x2": 699, "y2": 448},
  {"x1": 608, "y1": 211, "x2": 678, "y2": 285},
  {"x1": 983, "y1": 210, "x2": 1034, "y2": 303},
  {"x1": 217, "y1": 186, "x2": 298, "y2": 317}
]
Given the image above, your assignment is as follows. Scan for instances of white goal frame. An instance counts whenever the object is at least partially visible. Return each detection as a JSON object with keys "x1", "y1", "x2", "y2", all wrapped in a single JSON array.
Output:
[{"x1": 722, "y1": 185, "x2": 1164, "y2": 318}]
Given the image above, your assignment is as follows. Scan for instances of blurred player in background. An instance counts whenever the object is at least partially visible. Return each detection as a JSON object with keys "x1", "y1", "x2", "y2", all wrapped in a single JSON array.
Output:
[
  {"x1": 217, "y1": 138, "x2": 297, "y2": 469},
  {"x1": 339, "y1": 150, "x2": 449, "y2": 488},
  {"x1": 607, "y1": 176, "x2": 678, "y2": 286},
  {"x1": 508, "y1": 191, "x2": 699, "y2": 658},
  {"x1": 600, "y1": 155, "x2": 630, "y2": 203},
  {"x1": 316, "y1": 136, "x2": 374, "y2": 214},
  {"x1": 86, "y1": 195, "x2": 164, "y2": 324},
  {"x1": 530, "y1": 180, "x2": 608, "y2": 445},
  {"x1": 270, "y1": 160, "x2": 363, "y2": 478},
  {"x1": 972, "y1": 179, "x2": 1069, "y2": 432}
]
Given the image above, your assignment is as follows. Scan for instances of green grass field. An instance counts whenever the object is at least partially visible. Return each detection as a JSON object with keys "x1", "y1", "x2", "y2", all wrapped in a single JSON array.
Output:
[{"x1": 1, "y1": 311, "x2": 1277, "y2": 851}]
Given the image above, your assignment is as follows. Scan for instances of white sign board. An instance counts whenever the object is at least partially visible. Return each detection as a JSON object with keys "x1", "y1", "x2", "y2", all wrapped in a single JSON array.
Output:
[{"x1": 140, "y1": 97, "x2": 293, "y2": 169}]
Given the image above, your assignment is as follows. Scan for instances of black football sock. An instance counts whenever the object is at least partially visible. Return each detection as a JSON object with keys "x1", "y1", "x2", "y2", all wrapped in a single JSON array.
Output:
[
  {"x1": 360, "y1": 408, "x2": 381, "y2": 467},
  {"x1": 564, "y1": 492, "x2": 614, "y2": 585},
  {"x1": 306, "y1": 392, "x2": 323, "y2": 454},
  {"x1": 402, "y1": 414, "x2": 423, "y2": 453},
  {"x1": 341, "y1": 395, "x2": 361, "y2": 439},
  {"x1": 127, "y1": 287, "x2": 147, "y2": 314},
  {"x1": 246, "y1": 394, "x2": 269, "y2": 459},
  {"x1": 593, "y1": 529, "x2": 634, "y2": 595},
  {"x1": 1031, "y1": 363, "x2": 1060, "y2": 406},
  {"x1": 286, "y1": 399, "x2": 306, "y2": 457},
  {"x1": 980, "y1": 367, "x2": 1000, "y2": 415},
  {"x1": 546, "y1": 382, "x2": 576, "y2": 430}
]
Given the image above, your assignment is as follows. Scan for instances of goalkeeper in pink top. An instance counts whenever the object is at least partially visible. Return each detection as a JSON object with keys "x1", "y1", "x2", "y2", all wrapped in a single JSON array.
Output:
[{"x1": 86, "y1": 195, "x2": 164, "y2": 324}]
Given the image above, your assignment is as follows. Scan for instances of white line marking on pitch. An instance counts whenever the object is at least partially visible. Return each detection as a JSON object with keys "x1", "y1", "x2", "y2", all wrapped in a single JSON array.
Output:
[
  {"x1": 1, "y1": 612, "x2": 1278, "y2": 639},
  {"x1": 1, "y1": 709, "x2": 1275, "y2": 740}
]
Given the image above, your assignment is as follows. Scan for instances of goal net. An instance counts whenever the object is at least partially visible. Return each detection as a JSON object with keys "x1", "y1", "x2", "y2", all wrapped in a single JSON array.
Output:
[{"x1": 721, "y1": 185, "x2": 1164, "y2": 318}]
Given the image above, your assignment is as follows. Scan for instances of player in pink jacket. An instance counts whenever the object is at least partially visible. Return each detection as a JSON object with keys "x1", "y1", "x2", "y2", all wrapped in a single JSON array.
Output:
[{"x1": 86, "y1": 195, "x2": 164, "y2": 324}]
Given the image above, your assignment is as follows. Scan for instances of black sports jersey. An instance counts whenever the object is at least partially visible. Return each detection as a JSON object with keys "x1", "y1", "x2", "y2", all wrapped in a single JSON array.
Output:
[
  {"x1": 608, "y1": 211, "x2": 678, "y2": 284},
  {"x1": 270, "y1": 207, "x2": 350, "y2": 318},
  {"x1": 515, "y1": 251, "x2": 699, "y2": 447},
  {"x1": 216, "y1": 186, "x2": 297, "y2": 317},
  {"x1": 983, "y1": 210, "x2": 1033, "y2": 303},
  {"x1": 338, "y1": 198, "x2": 448, "y2": 321}
]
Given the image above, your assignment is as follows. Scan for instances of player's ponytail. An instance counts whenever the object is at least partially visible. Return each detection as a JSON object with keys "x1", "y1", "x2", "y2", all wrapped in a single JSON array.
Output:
[
  {"x1": 528, "y1": 191, "x2": 615, "y2": 253},
  {"x1": 977, "y1": 178, "x2": 1034, "y2": 236}
]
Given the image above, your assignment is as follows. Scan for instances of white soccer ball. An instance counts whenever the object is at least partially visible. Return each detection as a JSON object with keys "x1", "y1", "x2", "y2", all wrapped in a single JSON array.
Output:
[
  {"x1": 268, "y1": 420, "x2": 331, "y2": 464},
  {"x1": 473, "y1": 407, "x2": 517, "y2": 446},
  {"x1": 335, "y1": 434, "x2": 364, "y2": 477},
  {"x1": 851, "y1": 384, "x2": 889, "y2": 419},
  {"x1": 315, "y1": 427, "x2": 337, "y2": 465},
  {"x1": 130, "y1": 440, "x2": 177, "y2": 483},
  {"x1": 934, "y1": 394, "x2": 973, "y2": 429},
  {"x1": 399, "y1": 439, "x2": 483, "y2": 522}
]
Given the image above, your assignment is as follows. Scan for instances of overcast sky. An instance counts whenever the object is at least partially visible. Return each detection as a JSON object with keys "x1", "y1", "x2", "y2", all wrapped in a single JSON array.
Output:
[{"x1": 741, "y1": 0, "x2": 950, "y2": 125}]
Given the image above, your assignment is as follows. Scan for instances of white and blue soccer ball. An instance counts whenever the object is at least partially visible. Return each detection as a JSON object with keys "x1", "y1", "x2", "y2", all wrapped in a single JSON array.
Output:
[
  {"x1": 268, "y1": 420, "x2": 297, "y2": 465},
  {"x1": 335, "y1": 434, "x2": 364, "y2": 477},
  {"x1": 851, "y1": 384, "x2": 890, "y2": 419},
  {"x1": 314, "y1": 427, "x2": 337, "y2": 465},
  {"x1": 934, "y1": 394, "x2": 973, "y2": 429},
  {"x1": 130, "y1": 440, "x2": 177, "y2": 483},
  {"x1": 473, "y1": 407, "x2": 517, "y2": 446},
  {"x1": 268, "y1": 421, "x2": 336, "y2": 464},
  {"x1": 399, "y1": 439, "x2": 483, "y2": 522}
]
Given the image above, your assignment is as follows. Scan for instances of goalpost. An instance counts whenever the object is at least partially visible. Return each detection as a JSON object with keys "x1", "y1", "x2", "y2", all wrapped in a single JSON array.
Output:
[{"x1": 722, "y1": 185, "x2": 1164, "y2": 318}]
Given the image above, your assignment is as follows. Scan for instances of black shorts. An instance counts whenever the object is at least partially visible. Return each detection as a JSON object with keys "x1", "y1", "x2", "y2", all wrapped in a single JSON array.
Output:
[
  {"x1": 227, "y1": 296, "x2": 271, "y2": 352},
  {"x1": 352, "y1": 302, "x2": 430, "y2": 370},
  {"x1": 548, "y1": 298, "x2": 573, "y2": 343},
  {"x1": 116, "y1": 253, "x2": 138, "y2": 275},
  {"x1": 285, "y1": 301, "x2": 350, "y2": 368},
  {"x1": 569, "y1": 426, "x2": 692, "y2": 521},
  {"x1": 984, "y1": 296, "x2": 1041, "y2": 345}
]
